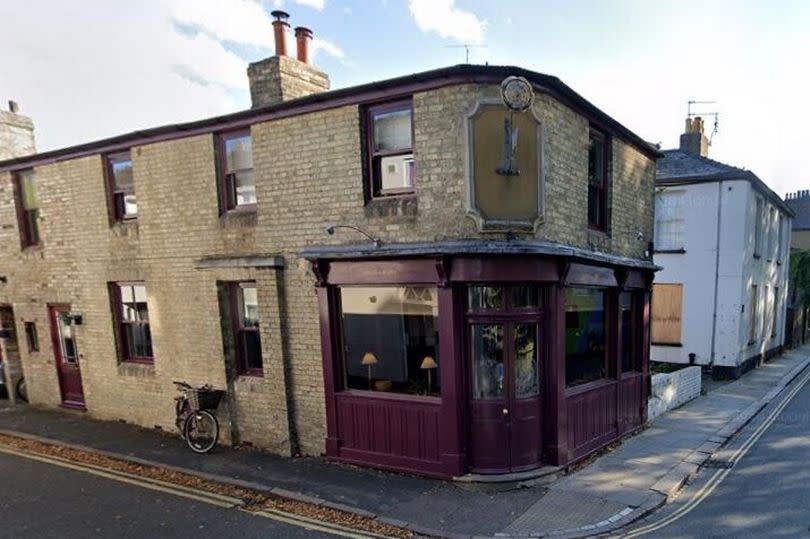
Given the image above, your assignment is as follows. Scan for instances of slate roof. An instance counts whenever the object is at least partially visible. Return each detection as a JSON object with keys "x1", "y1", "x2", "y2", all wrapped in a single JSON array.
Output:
[
  {"x1": 785, "y1": 196, "x2": 810, "y2": 230},
  {"x1": 656, "y1": 149, "x2": 793, "y2": 217}
]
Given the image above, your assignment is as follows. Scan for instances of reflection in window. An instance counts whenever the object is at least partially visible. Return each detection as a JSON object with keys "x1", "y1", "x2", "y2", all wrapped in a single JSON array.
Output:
[
  {"x1": 514, "y1": 324, "x2": 539, "y2": 397},
  {"x1": 565, "y1": 288, "x2": 607, "y2": 387},
  {"x1": 620, "y1": 292, "x2": 641, "y2": 372},
  {"x1": 112, "y1": 283, "x2": 153, "y2": 362},
  {"x1": 469, "y1": 286, "x2": 504, "y2": 310},
  {"x1": 472, "y1": 324, "x2": 503, "y2": 399},
  {"x1": 219, "y1": 131, "x2": 255, "y2": 210},
  {"x1": 107, "y1": 151, "x2": 137, "y2": 220},
  {"x1": 235, "y1": 283, "x2": 262, "y2": 374},
  {"x1": 340, "y1": 286, "x2": 439, "y2": 395}
]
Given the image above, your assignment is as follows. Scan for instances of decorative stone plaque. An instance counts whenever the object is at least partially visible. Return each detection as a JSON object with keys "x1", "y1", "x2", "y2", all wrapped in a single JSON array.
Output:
[{"x1": 465, "y1": 95, "x2": 544, "y2": 232}]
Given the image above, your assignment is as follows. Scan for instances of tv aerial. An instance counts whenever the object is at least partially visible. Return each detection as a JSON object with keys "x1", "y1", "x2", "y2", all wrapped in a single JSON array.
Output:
[
  {"x1": 687, "y1": 100, "x2": 720, "y2": 144},
  {"x1": 445, "y1": 44, "x2": 486, "y2": 64}
]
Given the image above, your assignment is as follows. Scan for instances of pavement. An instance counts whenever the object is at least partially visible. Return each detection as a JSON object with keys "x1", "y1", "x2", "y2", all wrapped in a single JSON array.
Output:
[{"x1": 1, "y1": 345, "x2": 809, "y2": 539}]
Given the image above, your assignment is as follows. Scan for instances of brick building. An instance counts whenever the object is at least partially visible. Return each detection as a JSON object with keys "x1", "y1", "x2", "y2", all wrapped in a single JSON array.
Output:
[{"x1": 0, "y1": 12, "x2": 659, "y2": 477}]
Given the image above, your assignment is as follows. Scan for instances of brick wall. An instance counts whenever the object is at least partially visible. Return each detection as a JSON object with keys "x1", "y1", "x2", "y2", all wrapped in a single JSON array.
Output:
[
  {"x1": 647, "y1": 366, "x2": 702, "y2": 421},
  {"x1": 0, "y1": 80, "x2": 656, "y2": 457}
]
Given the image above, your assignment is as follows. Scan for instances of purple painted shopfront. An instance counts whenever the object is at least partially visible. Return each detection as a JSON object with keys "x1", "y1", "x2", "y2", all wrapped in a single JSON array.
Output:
[{"x1": 306, "y1": 241, "x2": 654, "y2": 478}]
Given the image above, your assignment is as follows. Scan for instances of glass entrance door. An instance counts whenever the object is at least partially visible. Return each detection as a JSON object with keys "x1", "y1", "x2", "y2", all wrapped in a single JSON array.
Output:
[{"x1": 467, "y1": 286, "x2": 542, "y2": 473}]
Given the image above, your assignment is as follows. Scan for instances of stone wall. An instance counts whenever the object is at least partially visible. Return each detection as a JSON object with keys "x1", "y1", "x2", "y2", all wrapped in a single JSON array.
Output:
[
  {"x1": 647, "y1": 366, "x2": 702, "y2": 421},
  {"x1": 0, "y1": 80, "x2": 656, "y2": 457}
]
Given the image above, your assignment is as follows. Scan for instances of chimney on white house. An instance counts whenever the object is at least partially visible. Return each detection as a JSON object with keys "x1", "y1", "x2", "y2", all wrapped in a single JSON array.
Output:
[
  {"x1": 247, "y1": 10, "x2": 330, "y2": 108},
  {"x1": 680, "y1": 116, "x2": 709, "y2": 157},
  {"x1": 0, "y1": 100, "x2": 36, "y2": 161}
]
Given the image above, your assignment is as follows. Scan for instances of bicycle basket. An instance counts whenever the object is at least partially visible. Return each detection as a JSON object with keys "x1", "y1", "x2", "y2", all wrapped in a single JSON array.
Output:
[{"x1": 195, "y1": 389, "x2": 225, "y2": 411}]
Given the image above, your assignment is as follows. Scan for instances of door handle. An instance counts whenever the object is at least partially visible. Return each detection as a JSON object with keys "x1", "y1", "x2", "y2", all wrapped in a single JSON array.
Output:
[{"x1": 502, "y1": 408, "x2": 509, "y2": 415}]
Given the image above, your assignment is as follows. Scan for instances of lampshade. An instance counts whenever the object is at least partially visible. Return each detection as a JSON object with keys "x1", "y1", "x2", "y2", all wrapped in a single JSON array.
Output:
[
  {"x1": 361, "y1": 352, "x2": 378, "y2": 365},
  {"x1": 420, "y1": 356, "x2": 438, "y2": 370}
]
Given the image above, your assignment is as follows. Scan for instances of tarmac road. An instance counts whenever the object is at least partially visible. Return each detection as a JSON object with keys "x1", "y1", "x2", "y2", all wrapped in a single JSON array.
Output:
[
  {"x1": 622, "y1": 365, "x2": 810, "y2": 538},
  {"x1": 0, "y1": 451, "x2": 341, "y2": 539}
]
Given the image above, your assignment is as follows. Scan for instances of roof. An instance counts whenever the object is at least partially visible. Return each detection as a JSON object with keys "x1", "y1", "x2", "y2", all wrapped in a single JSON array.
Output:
[
  {"x1": 300, "y1": 238, "x2": 659, "y2": 271},
  {"x1": 656, "y1": 149, "x2": 793, "y2": 217},
  {"x1": 786, "y1": 196, "x2": 810, "y2": 230},
  {"x1": 0, "y1": 64, "x2": 661, "y2": 173}
]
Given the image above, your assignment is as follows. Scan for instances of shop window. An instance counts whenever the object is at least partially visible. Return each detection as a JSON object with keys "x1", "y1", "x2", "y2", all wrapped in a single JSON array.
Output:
[
  {"x1": 565, "y1": 288, "x2": 608, "y2": 387},
  {"x1": 587, "y1": 128, "x2": 608, "y2": 231},
  {"x1": 654, "y1": 190, "x2": 685, "y2": 251},
  {"x1": 620, "y1": 292, "x2": 641, "y2": 372},
  {"x1": 24, "y1": 322, "x2": 39, "y2": 353},
  {"x1": 110, "y1": 282, "x2": 153, "y2": 363},
  {"x1": 365, "y1": 99, "x2": 414, "y2": 198},
  {"x1": 105, "y1": 151, "x2": 137, "y2": 221},
  {"x1": 13, "y1": 169, "x2": 39, "y2": 248},
  {"x1": 231, "y1": 282, "x2": 263, "y2": 375},
  {"x1": 339, "y1": 286, "x2": 439, "y2": 396},
  {"x1": 217, "y1": 130, "x2": 255, "y2": 212},
  {"x1": 651, "y1": 283, "x2": 683, "y2": 345}
]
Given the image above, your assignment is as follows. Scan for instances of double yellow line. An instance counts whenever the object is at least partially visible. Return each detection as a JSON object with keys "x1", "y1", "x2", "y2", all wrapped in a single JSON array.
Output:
[
  {"x1": 0, "y1": 444, "x2": 391, "y2": 539},
  {"x1": 620, "y1": 364, "x2": 810, "y2": 538}
]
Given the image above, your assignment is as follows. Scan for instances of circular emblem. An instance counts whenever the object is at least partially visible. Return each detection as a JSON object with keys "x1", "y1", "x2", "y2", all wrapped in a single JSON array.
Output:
[{"x1": 500, "y1": 76, "x2": 534, "y2": 112}]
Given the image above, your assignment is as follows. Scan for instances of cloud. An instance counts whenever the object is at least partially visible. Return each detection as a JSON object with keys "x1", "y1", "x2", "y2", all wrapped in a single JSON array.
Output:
[
  {"x1": 408, "y1": 0, "x2": 486, "y2": 44},
  {"x1": 271, "y1": 0, "x2": 326, "y2": 11},
  {"x1": 312, "y1": 37, "x2": 345, "y2": 60}
]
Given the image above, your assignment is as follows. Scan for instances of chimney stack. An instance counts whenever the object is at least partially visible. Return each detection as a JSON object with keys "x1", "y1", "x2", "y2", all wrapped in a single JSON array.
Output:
[
  {"x1": 680, "y1": 116, "x2": 709, "y2": 157},
  {"x1": 295, "y1": 27, "x2": 313, "y2": 64},
  {"x1": 247, "y1": 11, "x2": 330, "y2": 108},
  {"x1": 0, "y1": 99, "x2": 36, "y2": 160}
]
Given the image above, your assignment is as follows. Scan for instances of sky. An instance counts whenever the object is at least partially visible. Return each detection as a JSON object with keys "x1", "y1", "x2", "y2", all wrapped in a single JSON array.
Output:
[{"x1": 1, "y1": 0, "x2": 808, "y2": 196}]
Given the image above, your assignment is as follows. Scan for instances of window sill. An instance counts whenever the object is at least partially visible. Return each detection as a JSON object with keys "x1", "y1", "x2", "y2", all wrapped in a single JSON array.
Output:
[
  {"x1": 652, "y1": 342, "x2": 683, "y2": 347},
  {"x1": 654, "y1": 249, "x2": 686, "y2": 254},
  {"x1": 587, "y1": 225, "x2": 609, "y2": 236},
  {"x1": 222, "y1": 204, "x2": 257, "y2": 216},
  {"x1": 238, "y1": 370, "x2": 264, "y2": 378},
  {"x1": 364, "y1": 194, "x2": 418, "y2": 221},
  {"x1": 21, "y1": 243, "x2": 43, "y2": 253},
  {"x1": 371, "y1": 190, "x2": 415, "y2": 199},
  {"x1": 121, "y1": 358, "x2": 155, "y2": 365},
  {"x1": 338, "y1": 388, "x2": 441, "y2": 404}
]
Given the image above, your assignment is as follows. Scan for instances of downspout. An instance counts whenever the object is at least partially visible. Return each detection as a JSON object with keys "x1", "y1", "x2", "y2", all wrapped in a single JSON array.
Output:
[{"x1": 709, "y1": 181, "x2": 723, "y2": 364}]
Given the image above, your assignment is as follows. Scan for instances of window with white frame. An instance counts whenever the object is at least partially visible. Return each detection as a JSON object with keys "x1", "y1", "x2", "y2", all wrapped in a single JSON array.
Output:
[
  {"x1": 753, "y1": 197, "x2": 764, "y2": 257},
  {"x1": 748, "y1": 284, "x2": 759, "y2": 344},
  {"x1": 776, "y1": 213, "x2": 784, "y2": 263},
  {"x1": 767, "y1": 207, "x2": 776, "y2": 260},
  {"x1": 654, "y1": 190, "x2": 685, "y2": 251}
]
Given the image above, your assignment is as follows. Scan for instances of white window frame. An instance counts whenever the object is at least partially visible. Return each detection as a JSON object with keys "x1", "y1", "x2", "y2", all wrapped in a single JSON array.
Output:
[{"x1": 654, "y1": 190, "x2": 685, "y2": 252}]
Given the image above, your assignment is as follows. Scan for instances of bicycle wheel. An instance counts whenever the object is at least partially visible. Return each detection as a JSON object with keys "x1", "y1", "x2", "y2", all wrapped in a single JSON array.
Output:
[
  {"x1": 16, "y1": 378, "x2": 27, "y2": 403},
  {"x1": 183, "y1": 410, "x2": 219, "y2": 454}
]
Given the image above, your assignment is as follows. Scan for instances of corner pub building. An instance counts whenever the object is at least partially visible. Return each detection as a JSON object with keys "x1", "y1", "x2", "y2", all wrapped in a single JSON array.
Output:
[{"x1": 0, "y1": 12, "x2": 658, "y2": 478}]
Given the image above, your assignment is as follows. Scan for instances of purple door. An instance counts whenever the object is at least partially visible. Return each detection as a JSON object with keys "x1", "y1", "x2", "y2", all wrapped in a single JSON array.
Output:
[
  {"x1": 49, "y1": 305, "x2": 85, "y2": 408},
  {"x1": 467, "y1": 286, "x2": 543, "y2": 473}
]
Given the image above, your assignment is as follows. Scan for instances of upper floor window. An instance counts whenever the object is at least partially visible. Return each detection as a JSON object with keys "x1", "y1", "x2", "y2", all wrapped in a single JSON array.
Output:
[
  {"x1": 106, "y1": 151, "x2": 137, "y2": 221},
  {"x1": 767, "y1": 207, "x2": 776, "y2": 260},
  {"x1": 110, "y1": 282, "x2": 153, "y2": 363},
  {"x1": 217, "y1": 130, "x2": 255, "y2": 212},
  {"x1": 13, "y1": 169, "x2": 39, "y2": 248},
  {"x1": 587, "y1": 129, "x2": 608, "y2": 231},
  {"x1": 776, "y1": 214, "x2": 784, "y2": 262},
  {"x1": 753, "y1": 197, "x2": 763, "y2": 258},
  {"x1": 655, "y1": 190, "x2": 685, "y2": 252},
  {"x1": 366, "y1": 99, "x2": 414, "y2": 198},
  {"x1": 748, "y1": 284, "x2": 759, "y2": 344}
]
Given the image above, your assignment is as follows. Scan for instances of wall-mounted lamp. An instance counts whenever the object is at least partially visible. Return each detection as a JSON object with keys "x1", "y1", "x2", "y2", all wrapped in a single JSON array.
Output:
[{"x1": 326, "y1": 224, "x2": 382, "y2": 248}]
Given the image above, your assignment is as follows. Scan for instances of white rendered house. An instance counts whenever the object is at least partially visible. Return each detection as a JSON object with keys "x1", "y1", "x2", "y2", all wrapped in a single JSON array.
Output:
[{"x1": 652, "y1": 118, "x2": 793, "y2": 378}]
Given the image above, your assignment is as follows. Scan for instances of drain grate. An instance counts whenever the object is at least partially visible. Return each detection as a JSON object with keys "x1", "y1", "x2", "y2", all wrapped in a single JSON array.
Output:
[{"x1": 704, "y1": 459, "x2": 734, "y2": 469}]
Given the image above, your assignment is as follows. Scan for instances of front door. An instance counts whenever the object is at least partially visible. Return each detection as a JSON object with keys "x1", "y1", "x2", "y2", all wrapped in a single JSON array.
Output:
[
  {"x1": 49, "y1": 305, "x2": 85, "y2": 407},
  {"x1": 467, "y1": 286, "x2": 542, "y2": 473}
]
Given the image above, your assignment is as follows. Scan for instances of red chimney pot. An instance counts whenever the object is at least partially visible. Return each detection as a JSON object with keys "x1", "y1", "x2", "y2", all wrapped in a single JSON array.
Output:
[
  {"x1": 271, "y1": 10, "x2": 290, "y2": 57},
  {"x1": 295, "y1": 26, "x2": 313, "y2": 64}
]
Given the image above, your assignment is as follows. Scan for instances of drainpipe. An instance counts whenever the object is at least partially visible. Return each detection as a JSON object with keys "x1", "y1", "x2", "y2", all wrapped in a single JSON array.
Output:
[
  {"x1": 0, "y1": 327, "x2": 15, "y2": 406},
  {"x1": 709, "y1": 181, "x2": 723, "y2": 366}
]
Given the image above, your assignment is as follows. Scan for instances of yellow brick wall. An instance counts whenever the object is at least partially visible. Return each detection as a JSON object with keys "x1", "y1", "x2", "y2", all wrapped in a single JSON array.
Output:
[{"x1": 0, "y1": 81, "x2": 656, "y2": 457}]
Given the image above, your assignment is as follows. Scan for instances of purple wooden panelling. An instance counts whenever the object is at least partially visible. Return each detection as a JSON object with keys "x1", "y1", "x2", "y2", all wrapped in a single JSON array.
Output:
[
  {"x1": 566, "y1": 381, "x2": 618, "y2": 458},
  {"x1": 618, "y1": 374, "x2": 644, "y2": 433},
  {"x1": 335, "y1": 393, "x2": 442, "y2": 470}
]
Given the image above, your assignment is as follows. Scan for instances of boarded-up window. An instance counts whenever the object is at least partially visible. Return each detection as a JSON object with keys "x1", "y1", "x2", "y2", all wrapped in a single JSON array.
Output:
[{"x1": 652, "y1": 283, "x2": 683, "y2": 345}]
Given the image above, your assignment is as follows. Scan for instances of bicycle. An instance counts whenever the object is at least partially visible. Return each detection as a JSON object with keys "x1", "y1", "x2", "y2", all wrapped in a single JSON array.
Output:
[{"x1": 173, "y1": 381, "x2": 225, "y2": 454}]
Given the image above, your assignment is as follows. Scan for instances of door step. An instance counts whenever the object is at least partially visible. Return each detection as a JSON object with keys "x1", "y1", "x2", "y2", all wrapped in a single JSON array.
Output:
[{"x1": 453, "y1": 464, "x2": 561, "y2": 484}]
